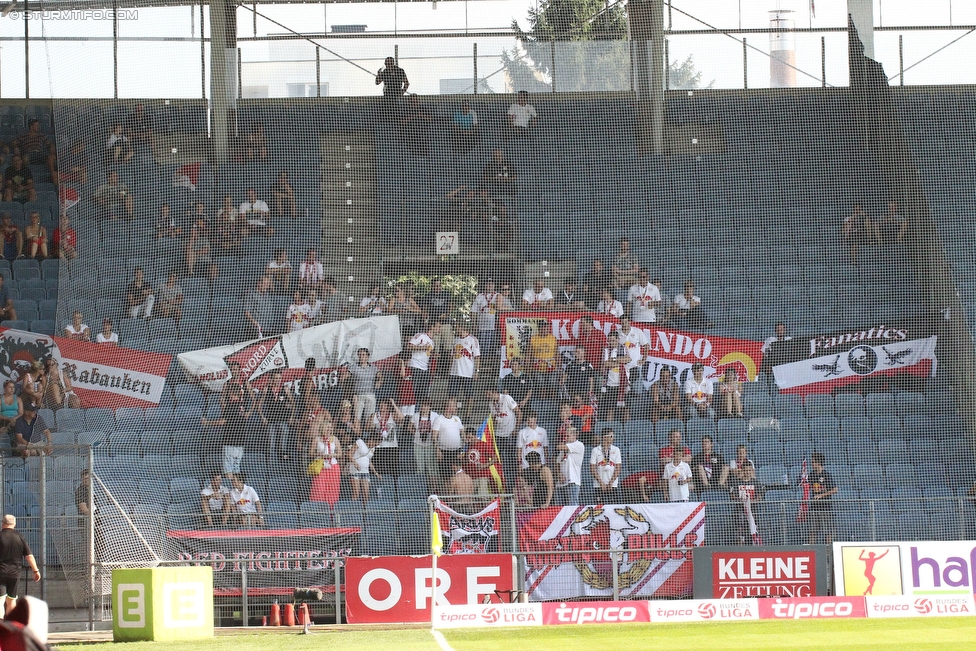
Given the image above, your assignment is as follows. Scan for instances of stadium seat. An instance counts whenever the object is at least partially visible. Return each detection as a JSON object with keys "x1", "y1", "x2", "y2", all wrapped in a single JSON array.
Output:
[
  {"x1": 865, "y1": 393, "x2": 895, "y2": 418},
  {"x1": 56, "y1": 408, "x2": 86, "y2": 432},
  {"x1": 804, "y1": 394, "x2": 834, "y2": 418},
  {"x1": 885, "y1": 463, "x2": 916, "y2": 487},
  {"x1": 834, "y1": 393, "x2": 865, "y2": 418},
  {"x1": 85, "y1": 408, "x2": 115, "y2": 432}
]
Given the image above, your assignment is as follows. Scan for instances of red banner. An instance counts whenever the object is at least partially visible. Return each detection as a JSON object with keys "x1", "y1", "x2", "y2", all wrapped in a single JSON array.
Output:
[
  {"x1": 0, "y1": 327, "x2": 172, "y2": 408},
  {"x1": 541, "y1": 601, "x2": 651, "y2": 625},
  {"x1": 344, "y1": 554, "x2": 515, "y2": 624},
  {"x1": 712, "y1": 550, "x2": 820, "y2": 598},
  {"x1": 758, "y1": 596, "x2": 867, "y2": 620},
  {"x1": 499, "y1": 312, "x2": 764, "y2": 384}
]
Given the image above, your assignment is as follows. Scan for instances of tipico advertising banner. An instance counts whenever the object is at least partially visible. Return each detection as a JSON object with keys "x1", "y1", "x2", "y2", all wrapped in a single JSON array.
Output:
[
  {"x1": 767, "y1": 320, "x2": 938, "y2": 396},
  {"x1": 0, "y1": 327, "x2": 172, "y2": 408},
  {"x1": 833, "y1": 541, "x2": 976, "y2": 597},
  {"x1": 519, "y1": 502, "x2": 704, "y2": 601},
  {"x1": 498, "y1": 312, "x2": 764, "y2": 385},
  {"x1": 432, "y1": 603, "x2": 543, "y2": 629},
  {"x1": 648, "y1": 598, "x2": 759, "y2": 623},
  {"x1": 177, "y1": 316, "x2": 401, "y2": 392},
  {"x1": 865, "y1": 595, "x2": 976, "y2": 618}
]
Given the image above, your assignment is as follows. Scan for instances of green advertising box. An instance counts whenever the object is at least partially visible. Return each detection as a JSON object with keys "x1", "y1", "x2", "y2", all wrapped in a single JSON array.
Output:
[{"x1": 112, "y1": 567, "x2": 214, "y2": 641}]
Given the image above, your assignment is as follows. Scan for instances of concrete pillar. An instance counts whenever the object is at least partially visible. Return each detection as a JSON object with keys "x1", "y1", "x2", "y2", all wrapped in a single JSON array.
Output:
[
  {"x1": 630, "y1": 0, "x2": 664, "y2": 155},
  {"x1": 209, "y1": 0, "x2": 238, "y2": 161},
  {"x1": 848, "y1": 0, "x2": 874, "y2": 59}
]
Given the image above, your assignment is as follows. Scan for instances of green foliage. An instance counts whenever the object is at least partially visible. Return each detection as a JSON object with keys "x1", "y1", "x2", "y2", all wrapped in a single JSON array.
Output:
[
  {"x1": 669, "y1": 54, "x2": 714, "y2": 90},
  {"x1": 385, "y1": 272, "x2": 479, "y2": 322}
]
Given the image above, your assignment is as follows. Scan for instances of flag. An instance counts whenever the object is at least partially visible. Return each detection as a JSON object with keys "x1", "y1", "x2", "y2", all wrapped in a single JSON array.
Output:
[
  {"x1": 797, "y1": 457, "x2": 810, "y2": 523},
  {"x1": 476, "y1": 416, "x2": 505, "y2": 494},
  {"x1": 173, "y1": 162, "x2": 201, "y2": 191},
  {"x1": 431, "y1": 511, "x2": 442, "y2": 557},
  {"x1": 810, "y1": 0, "x2": 816, "y2": 19},
  {"x1": 739, "y1": 485, "x2": 763, "y2": 546},
  {"x1": 59, "y1": 186, "x2": 79, "y2": 210}
]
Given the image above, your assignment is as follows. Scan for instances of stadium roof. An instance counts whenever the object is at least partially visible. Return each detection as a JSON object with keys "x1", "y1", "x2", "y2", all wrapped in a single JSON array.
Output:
[{"x1": 8, "y1": 0, "x2": 476, "y2": 10}]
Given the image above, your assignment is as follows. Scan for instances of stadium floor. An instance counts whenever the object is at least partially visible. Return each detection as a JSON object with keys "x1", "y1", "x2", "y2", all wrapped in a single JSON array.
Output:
[{"x1": 54, "y1": 617, "x2": 976, "y2": 651}]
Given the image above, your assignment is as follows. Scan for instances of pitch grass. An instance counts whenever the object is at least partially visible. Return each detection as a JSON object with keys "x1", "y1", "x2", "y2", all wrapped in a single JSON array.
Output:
[{"x1": 58, "y1": 617, "x2": 976, "y2": 651}]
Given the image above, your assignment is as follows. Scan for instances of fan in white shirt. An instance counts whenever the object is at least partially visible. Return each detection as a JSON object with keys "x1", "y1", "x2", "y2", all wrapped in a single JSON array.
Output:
[
  {"x1": 663, "y1": 454, "x2": 693, "y2": 502},
  {"x1": 597, "y1": 287, "x2": 624, "y2": 318},
  {"x1": 298, "y1": 248, "x2": 325, "y2": 291},
  {"x1": 239, "y1": 188, "x2": 271, "y2": 227},
  {"x1": 761, "y1": 322, "x2": 793, "y2": 353},
  {"x1": 521, "y1": 279, "x2": 554, "y2": 309},
  {"x1": 286, "y1": 291, "x2": 313, "y2": 332},
  {"x1": 517, "y1": 413, "x2": 549, "y2": 468},
  {"x1": 487, "y1": 389, "x2": 520, "y2": 439},
  {"x1": 95, "y1": 319, "x2": 119, "y2": 344},
  {"x1": 432, "y1": 399, "x2": 464, "y2": 455},
  {"x1": 628, "y1": 269, "x2": 662, "y2": 322}
]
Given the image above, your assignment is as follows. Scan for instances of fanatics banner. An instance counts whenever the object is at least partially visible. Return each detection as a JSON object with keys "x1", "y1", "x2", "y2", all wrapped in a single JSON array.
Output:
[
  {"x1": 767, "y1": 321, "x2": 938, "y2": 395},
  {"x1": 518, "y1": 502, "x2": 705, "y2": 601},
  {"x1": 168, "y1": 527, "x2": 360, "y2": 590},
  {"x1": 177, "y1": 316, "x2": 402, "y2": 392},
  {"x1": 0, "y1": 327, "x2": 172, "y2": 408},
  {"x1": 432, "y1": 498, "x2": 502, "y2": 554},
  {"x1": 499, "y1": 312, "x2": 764, "y2": 385}
]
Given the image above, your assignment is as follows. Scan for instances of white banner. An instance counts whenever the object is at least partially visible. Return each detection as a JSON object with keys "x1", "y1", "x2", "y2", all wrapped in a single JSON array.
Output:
[
  {"x1": 177, "y1": 316, "x2": 402, "y2": 392},
  {"x1": 432, "y1": 603, "x2": 543, "y2": 629},
  {"x1": 648, "y1": 598, "x2": 759, "y2": 623},
  {"x1": 866, "y1": 595, "x2": 976, "y2": 618},
  {"x1": 833, "y1": 541, "x2": 976, "y2": 598}
]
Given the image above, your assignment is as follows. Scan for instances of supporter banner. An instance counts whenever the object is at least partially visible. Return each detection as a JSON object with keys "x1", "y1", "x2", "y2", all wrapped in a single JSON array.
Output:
[
  {"x1": 433, "y1": 498, "x2": 501, "y2": 554},
  {"x1": 691, "y1": 545, "x2": 830, "y2": 598},
  {"x1": 177, "y1": 316, "x2": 401, "y2": 392},
  {"x1": 0, "y1": 327, "x2": 171, "y2": 408},
  {"x1": 833, "y1": 541, "x2": 976, "y2": 597},
  {"x1": 519, "y1": 502, "x2": 705, "y2": 601},
  {"x1": 757, "y1": 596, "x2": 867, "y2": 620},
  {"x1": 541, "y1": 601, "x2": 651, "y2": 625},
  {"x1": 768, "y1": 321, "x2": 938, "y2": 395},
  {"x1": 499, "y1": 312, "x2": 764, "y2": 385},
  {"x1": 168, "y1": 527, "x2": 359, "y2": 589},
  {"x1": 433, "y1": 603, "x2": 542, "y2": 629},
  {"x1": 865, "y1": 595, "x2": 976, "y2": 618},
  {"x1": 345, "y1": 554, "x2": 516, "y2": 624},
  {"x1": 648, "y1": 598, "x2": 758, "y2": 623}
]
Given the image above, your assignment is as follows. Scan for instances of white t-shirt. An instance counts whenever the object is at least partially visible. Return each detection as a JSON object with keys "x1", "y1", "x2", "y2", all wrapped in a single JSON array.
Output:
[
  {"x1": 762, "y1": 335, "x2": 793, "y2": 353},
  {"x1": 315, "y1": 437, "x2": 340, "y2": 467},
  {"x1": 408, "y1": 332, "x2": 435, "y2": 370},
  {"x1": 674, "y1": 293, "x2": 701, "y2": 311},
  {"x1": 267, "y1": 259, "x2": 291, "y2": 272},
  {"x1": 95, "y1": 332, "x2": 119, "y2": 344},
  {"x1": 603, "y1": 346, "x2": 627, "y2": 387},
  {"x1": 65, "y1": 324, "x2": 89, "y2": 338},
  {"x1": 517, "y1": 425, "x2": 549, "y2": 468},
  {"x1": 629, "y1": 283, "x2": 662, "y2": 322},
  {"x1": 287, "y1": 302, "x2": 312, "y2": 332},
  {"x1": 360, "y1": 296, "x2": 386, "y2": 316},
  {"x1": 434, "y1": 413, "x2": 464, "y2": 451},
  {"x1": 450, "y1": 334, "x2": 481, "y2": 378},
  {"x1": 729, "y1": 457, "x2": 756, "y2": 471},
  {"x1": 471, "y1": 292, "x2": 498, "y2": 332},
  {"x1": 240, "y1": 200, "x2": 270, "y2": 224},
  {"x1": 597, "y1": 300, "x2": 624, "y2": 318},
  {"x1": 617, "y1": 327, "x2": 646, "y2": 370},
  {"x1": 411, "y1": 411, "x2": 436, "y2": 447},
  {"x1": 489, "y1": 394, "x2": 518, "y2": 438},
  {"x1": 349, "y1": 438, "x2": 374, "y2": 475},
  {"x1": 201, "y1": 485, "x2": 229, "y2": 512},
  {"x1": 371, "y1": 412, "x2": 398, "y2": 448},
  {"x1": 557, "y1": 439, "x2": 585, "y2": 487},
  {"x1": 684, "y1": 377, "x2": 714, "y2": 404},
  {"x1": 299, "y1": 261, "x2": 324, "y2": 285},
  {"x1": 230, "y1": 484, "x2": 260, "y2": 514},
  {"x1": 508, "y1": 102, "x2": 538, "y2": 128},
  {"x1": 590, "y1": 445, "x2": 622, "y2": 488},
  {"x1": 522, "y1": 288, "x2": 553, "y2": 307},
  {"x1": 664, "y1": 461, "x2": 693, "y2": 502}
]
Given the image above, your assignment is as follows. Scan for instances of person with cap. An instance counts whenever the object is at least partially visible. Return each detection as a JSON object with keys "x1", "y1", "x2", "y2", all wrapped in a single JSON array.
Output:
[
  {"x1": 448, "y1": 318, "x2": 480, "y2": 421},
  {"x1": 10, "y1": 401, "x2": 51, "y2": 458},
  {"x1": 684, "y1": 363, "x2": 715, "y2": 420},
  {"x1": 0, "y1": 514, "x2": 40, "y2": 617}
]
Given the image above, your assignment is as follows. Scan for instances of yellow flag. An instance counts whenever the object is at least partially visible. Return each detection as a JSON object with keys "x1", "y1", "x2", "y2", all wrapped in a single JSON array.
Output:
[{"x1": 431, "y1": 511, "x2": 442, "y2": 557}]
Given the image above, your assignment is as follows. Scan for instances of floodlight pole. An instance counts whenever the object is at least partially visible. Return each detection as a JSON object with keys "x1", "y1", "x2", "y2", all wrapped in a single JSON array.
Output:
[
  {"x1": 630, "y1": 0, "x2": 664, "y2": 155},
  {"x1": 209, "y1": 0, "x2": 238, "y2": 162}
]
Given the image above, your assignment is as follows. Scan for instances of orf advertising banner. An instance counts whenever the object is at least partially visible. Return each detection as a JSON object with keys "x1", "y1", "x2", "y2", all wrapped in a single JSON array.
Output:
[
  {"x1": 768, "y1": 320, "x2": 938, "y2": 395},
  {"x1": 499, "y1": 312, "x2": 764, "y2": 384},
  {"x1": 167, "y1": 527, "x2": 359, "y2": 591},
  {"x1": 177, "y1": 316, "x2": 401, "y2": 392},
  {"x1": 691, "y1": 545, "x2": 830, "y2": 598},
  {"x1": 519, "y1": 502, "x2": 704, "y2": 601},
  {"x1": 345, "y1": 554, "x2": 515, "y2": 624},
  {"x1": 0, "y1": 327, "x2": 171, "y2": 408},
  {"x1": 833, "y1": 540, "x2": 976, "y2": 597}
]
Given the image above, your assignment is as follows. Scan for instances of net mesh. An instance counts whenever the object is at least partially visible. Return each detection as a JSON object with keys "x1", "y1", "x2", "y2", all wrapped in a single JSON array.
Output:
[{"x1": 0, "y1": 0, "x2": 972, "y2": 616}]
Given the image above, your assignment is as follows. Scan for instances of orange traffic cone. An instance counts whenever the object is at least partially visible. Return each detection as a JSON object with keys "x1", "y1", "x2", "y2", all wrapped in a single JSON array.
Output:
[
  {"x1": 299, "y1": 603, "x2": 311, "y2": 626},
  {"x1": 283, "y1": 603, "x2": 296, "y2": 626},
  {"x1": 269, "y1": 600, "x2": 281, "y2": 627}
]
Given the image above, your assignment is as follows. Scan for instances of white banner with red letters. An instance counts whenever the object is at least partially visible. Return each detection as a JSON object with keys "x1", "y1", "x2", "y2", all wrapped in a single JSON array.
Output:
[
  {"x1": 499, "y1": 312, "x2": 764, "y2": 385},
  {"x1": 518, "y1": 502, "x2": 705, "y2": 601},
  {"x1": 177, "y1": 316, "x2": 401, "y2": 392},
  {"x1": 0, "y1": 327, "x2": 171, "y2": 408},
  {"x1": 649, "y1": 598, "x2": 759, "y2": 622},
  {"x1": 866, "y1": 595, "x2": 976, "y2": 618},
  {"x1": 433, "y1": 603, "x2": 543, "y2": 629},
  {"x1": 344, "y1": 554, "x2": 516, "y2": 624}
]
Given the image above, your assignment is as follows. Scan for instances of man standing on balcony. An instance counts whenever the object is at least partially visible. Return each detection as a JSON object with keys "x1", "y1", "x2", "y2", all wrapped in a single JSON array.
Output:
[{"x1": 376, "y1": 56, "x2": 409, "y2": 120}]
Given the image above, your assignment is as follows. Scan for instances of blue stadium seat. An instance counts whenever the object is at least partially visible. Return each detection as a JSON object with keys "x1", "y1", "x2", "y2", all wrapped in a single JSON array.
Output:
[
  {"x1": 865, "y1": 393, "x2": 895, "y2": 418},
  {"x1": 885, "y1": 463, "x2": 916, "y2": 487},
  {"x1": 299, "y1": 502, "x2": 334, "y2": 528},
  {"x1": 396, "y1": 474, "x2": 428, "y2": 501},
  {"x1": 84, "y1": 408, "x2": 115, "y2": 432},
  {"x1": 853, "y1": 464, "x2": 884, "y2": 490},
  {"x1": 56, "y1": 408, "x2": 86, "y2": 432},
  {"x1": 834, "y1": 394, "x2": 865, "y2": 418},
  {"x1": 804, "y1": 394, "x2": 834, "y2": 418},
  {"x1": 264, "y1": 501, "x2": 299, "y2": 529},
  {"x1": 774, "y1": 394, "x2": 804, "y2": 419},
  {"x1": 894, "y1": 391, "x2": 925, "y2": 417},
  {"x1": 115, "y1": 407, "x2": 144, "y2": 431}
]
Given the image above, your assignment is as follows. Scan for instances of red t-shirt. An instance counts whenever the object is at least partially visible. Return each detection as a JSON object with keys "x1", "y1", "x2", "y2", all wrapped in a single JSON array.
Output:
[
  {"x1": 464, "y1": 439, "x2": 497, "y2": 479},
  {"x1": 659, "y1": 445, "x2": 692, "y2": 463},
  {"x1": 53, "y1": 227, "x2": 77, "y2": 250},
  {"x1": 571, "y1": 404, "x2": 596, "y2": 432},
  {"x1": 621, "y1": 471, "x2": 660, "y2": 492},
  {"x1": 576, "y1": 329, "x2": 608, "y2": 368}
]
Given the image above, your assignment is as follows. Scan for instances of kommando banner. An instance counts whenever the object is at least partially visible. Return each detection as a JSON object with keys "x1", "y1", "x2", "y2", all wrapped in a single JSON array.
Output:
[
  {"x1": 518, "y1": 502, "x2": 704, "y2": 601},
  {"x1": 498, "y1": 312, "x2": 764, "y2": 384},
  {"x1": 432, "y1": 498, "x2": 501, "y2": 554}
]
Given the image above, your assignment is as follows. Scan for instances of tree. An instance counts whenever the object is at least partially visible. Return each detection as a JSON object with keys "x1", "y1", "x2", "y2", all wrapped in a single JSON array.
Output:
[{"x1": 502, "y1": 0, "x2": 712, "y2": 93}]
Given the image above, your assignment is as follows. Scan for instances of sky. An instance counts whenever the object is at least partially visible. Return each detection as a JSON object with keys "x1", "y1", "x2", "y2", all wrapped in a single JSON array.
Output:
[{"x1": 0, "y1": 0, "x2": 974, "y2": 98}]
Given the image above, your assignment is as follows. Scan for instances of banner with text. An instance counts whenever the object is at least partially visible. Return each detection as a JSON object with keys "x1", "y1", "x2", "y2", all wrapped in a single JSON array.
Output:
[
  {"x1": 768, "y1": 321, "x2": 938, "y2": 396},
  {"x1": 168, "y1": 527, "x2": 359, "y2": 590},
  {"x1": 433, "y1": 498, "x2": 501, "y2": 554},
  {"x1": 833, "y1": 540, "x2": 976, "y2": 597},
  {"x1": 499, "y1": 312, "x2": 764, "y2": 385},
  {"x1": 177, "y1": 316, "x2": 401, "y2": 392},
  {"x1": 0, "y1": 327, "x2": 172, "y2": 408},
  {"x1": 691, "y1": 545, "x2": 830, "y2": 598},
  {"x1": 519, "y1": 502, "x2": 705, "y2": 601}
]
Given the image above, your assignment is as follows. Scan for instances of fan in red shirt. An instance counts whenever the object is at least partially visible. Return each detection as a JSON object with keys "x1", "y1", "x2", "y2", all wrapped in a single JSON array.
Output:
[
  {"x1": 463, "y1": 428, "x2": 501, "y2": 494},
  {"x1": 658, "y1": 429, "x2": 692, "y2": 464},
  {"x1": 52, "y1": 216, "x2": 78, "y2": 260},
  {"x1": 570, "y1": 394, "x2": 596, "y2": 444},
  {"x1": 575, "y1": 314, "x2": 607, "y2": 368}
]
